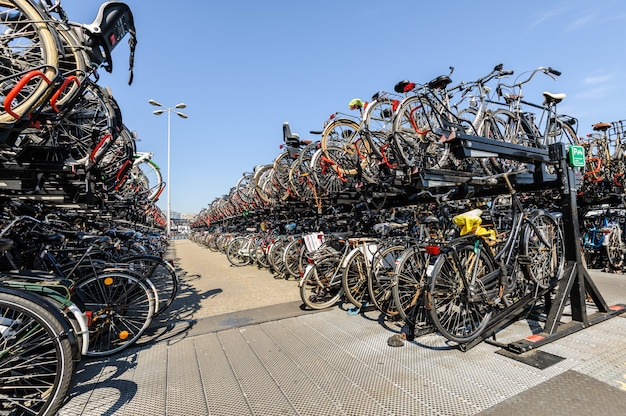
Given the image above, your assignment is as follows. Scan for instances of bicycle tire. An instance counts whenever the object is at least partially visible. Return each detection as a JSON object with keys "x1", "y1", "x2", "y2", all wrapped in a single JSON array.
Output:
[
  {"x1": 73, "y1": 272, "x2": 155, "y2": 356},
  {"x1": 119, "y1": 255, "x2": 179, "y2": 316},
  {"x1": 392, "y1": 246, "x2": 431, "y2": 326},
  {"x1": 226, "y1": 236, "x2": 252, "y2": 266},
  {"x1": 605, "y1": 225, "x2": 625, "y2": 270},
  {"x1": 310, "y1": 146, "x2": 352, "y2": 195},
  {"x1": 521, "y1": 212, "x2": 565, "y2": 289},
  {"x1": 0, "y1": 288, "x2": 75, "y2": 416},
  {"x1": 391, "y1": 95, "x2": 450, "y2": 170},
  {"x1": 320, "y1": 117, "x2": 374, "y2": 178},
  {"x1": 46, "y1": 18, "x2": 89, "y2": 110},
  {"x1": 235, "y1": 173, "x2": 256, "y2": 205},
  {"x1": 0, "y1": 0, "x2": 59, "y2": 124},
  {"x1": 320, "y1": 117, "x2": 359, "y2": 152},
  {"x1": 272, "y1": 151, "x2": 294, "y2": 193},
  {"x1": 267, "y1": 238, "x2": 287, "y2": 275},
  {"x1": 252, "y1": 236, "x2": 271, "y2": 269},
  {"x1": 368, "y1": 244, "x2": 405, "y2": 318},
  {"x1": 299, "y1": 257, "x2": 343, "y2": 309},
  {"x1": 283, "y1": 237, "x2": 303, "y2": 278},
  {"x1": 132, "y1": 156, "x2": 164, "y2": 201},
  {"x1": 342, "y1": 248, "x2": 370, "y2": 309},
  {"x1": 363, "y1": 96, "x2": 396, "y2": 137},
  {"x1": 428, "y1": 243, "x2": 495, "y2": 344}
]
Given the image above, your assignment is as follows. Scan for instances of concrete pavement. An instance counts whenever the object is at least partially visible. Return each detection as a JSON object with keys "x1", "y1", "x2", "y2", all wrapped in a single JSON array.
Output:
[{"x1": 58, "y1": 238, "x2": 626, "y2": 415}]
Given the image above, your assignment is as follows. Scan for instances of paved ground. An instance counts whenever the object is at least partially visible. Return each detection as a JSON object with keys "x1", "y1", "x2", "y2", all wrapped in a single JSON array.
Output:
[{"x1": 58, "y1": 239, "x2": 626, "y2": 415}]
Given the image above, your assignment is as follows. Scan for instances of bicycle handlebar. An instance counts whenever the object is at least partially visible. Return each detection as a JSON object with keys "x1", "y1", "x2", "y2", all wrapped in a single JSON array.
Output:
[
  {"x1": 497, "y1": 66, "x2": 561, "y2": 91},
  {"x1": 452, "y1": 64, "x2": 514, "y2": 99},
  {"x1": 471, "y1": 167, "x2": 529, "y2": 190}
]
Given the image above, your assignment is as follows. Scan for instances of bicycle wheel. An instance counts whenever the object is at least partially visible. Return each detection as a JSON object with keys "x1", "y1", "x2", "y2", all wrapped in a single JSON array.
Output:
[
  {"x1": 73, "y1": 272, "x2": 155, "y2": 356},
  {"x1": 283, "y1": 237, "x2": 303, "y2": 278},
  {"x1": 605, "y1": 225, "x2": 625, "y2": 270},
  {"x1": 428, "y1": 243, "x2": 495, "y2": 344},
  {"x1": 320, "y1": 117, "x2": 375, "y2": 178},
  {"x1": 226, "y1": 236, "x2": 252, "y2": 266},
  {"x1": 120, "y1": 255, "x2": 179, "y2": 315},
  {"x1": 48, "y1": 81, "x2": 122, "y2": 165},
  {"x1": 320, "y1": 117, "x2": 359, "y2": 151},
  {"x1": 495, "y1": 109, "x2": 543, "y2": 147},
  {"x1": 289, "y1": 141, "x2": 320, "y2": 200},
  {"x1": 392, "y1": 95, "x2": 450, "y2": 170},
  {"x1": 254, "y1": 165, "x2": 281, "y2": 205},
  {"x1": 342, "y1": 248, "x2": 370, "y2": 309},
  {"x1": 253, "y1": 237, "x2": 271, "y2": 269},
  {"x1": 310, "y1": 146, "x2": 350, "y2": 196},
  {"x1": 235, "y1": 172, "x2": 256, "y2": 204},
  {"x1": 0, "y1": 0, "x2": 59, "y2": 124},
  {"x1": 267, "y1": 238, "x2": 287, "y2": 276},
  {"x1": 521, "y1": 212, "x2": 565, "y2": 289},
  {"x1": 46, "y1": 19, "x2": 89, "y2": 111},
  {"x1": 0, "y1": 288, "x2": 75, "y2": 416},
  {"x1": 368, "y1": 244, "x2": 405, "y2": 318},
  {"x1": 392, "y1": 246, "x2": 431, "y2": 327},
  {"x1": 542, "y1": 115, "x2": 580, "y2": 147},
  {"x1": 363, "y1": 96, "x2": 396, "y2": 137},
  {"x1": 132, "y1": 156, "x2": 164, "y2": 201},
  {"x1": 299, "y1": 257, "x2": 343, "y2": 309},
  {"x1": 273, "y1": 151, "x2": 295, "y2": 194}
]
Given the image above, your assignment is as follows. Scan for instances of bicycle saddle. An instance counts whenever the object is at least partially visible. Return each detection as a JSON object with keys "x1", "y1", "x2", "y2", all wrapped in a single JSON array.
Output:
[
  {"x1": 542, "y1": 91, "x2": 566, "y2": 105},
  {"x1": 104, "y1": 228, "x2": 136, "y2": 240},
  {"x1": 427, "y1": 75, "x2": 452, "y2": 90},
  {"x1": 329, "y1": 231, "x2": 352, "y2": 240},
  {"x1": 421, "y1": 215, "x2": 440, "y2": 225},
  {"x1": 592, "y1": 122, "x2": 612, "y2": 132},
  {"x1": 394, "y1": 80, "x2": 416, "y2": 94},
  {"x1": 30, "y1": 231, "x2": 65, "y2": 244}
]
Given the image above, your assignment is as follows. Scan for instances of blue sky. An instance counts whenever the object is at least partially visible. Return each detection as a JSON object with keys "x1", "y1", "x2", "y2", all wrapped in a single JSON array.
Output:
[{"x1": 59, "y1": 0, "x2": 626, "y2": 215}]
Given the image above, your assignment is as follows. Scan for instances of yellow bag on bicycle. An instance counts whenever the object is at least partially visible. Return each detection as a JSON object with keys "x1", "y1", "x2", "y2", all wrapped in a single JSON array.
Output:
[{"x1": 453, "y1": 209, "x2": 497, "y2": 244}]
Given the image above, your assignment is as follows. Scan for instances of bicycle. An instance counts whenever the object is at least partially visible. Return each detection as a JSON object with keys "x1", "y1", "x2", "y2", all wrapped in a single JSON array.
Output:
[
  {"x1": 0, "y1": 0, "x2": 136, "y2": 125},
  {"x1": 299, "y1": 231, "x2": 349, "y2": 310},
  {"x1": 391, "y1": 65, "x2": 512, "y2": 174},
  {"x1": 0, "y1": 212, "x2": 157, "y2": 356},
  {"x1": 581, "y1": 207, "x2": 626, "y2": 270},
  {"x1": 494, "y1": 66, "x2": 580, "y2": 149},
  {"x1": 0, "y1": 285, "x2": 76, "y2": 416},
  {"x1": 426, "y1": 168, "x2": 565, "y2": 344}
]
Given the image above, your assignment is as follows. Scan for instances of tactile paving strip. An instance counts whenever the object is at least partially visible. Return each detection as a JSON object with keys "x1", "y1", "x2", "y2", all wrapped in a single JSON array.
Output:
[{"x1": 477, "y1": 370, "x2": 626, "y2": 415}]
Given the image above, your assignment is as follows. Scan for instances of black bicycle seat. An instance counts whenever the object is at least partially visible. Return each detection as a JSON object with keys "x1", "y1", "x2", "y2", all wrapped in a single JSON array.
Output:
[{"x1": 427, "y1": 75, "x2": 452, "y2": 90}]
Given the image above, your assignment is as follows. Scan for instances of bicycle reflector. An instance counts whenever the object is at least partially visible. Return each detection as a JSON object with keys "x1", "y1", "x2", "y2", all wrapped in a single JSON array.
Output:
[{"x1": 425, "y1": 245, "x2": 441, "y2": 256}]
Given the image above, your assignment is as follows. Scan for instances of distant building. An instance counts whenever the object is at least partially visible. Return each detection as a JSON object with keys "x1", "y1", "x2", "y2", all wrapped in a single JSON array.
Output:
[{"x1": 182, "y1": 212, "x2": 197, "y2": 220}]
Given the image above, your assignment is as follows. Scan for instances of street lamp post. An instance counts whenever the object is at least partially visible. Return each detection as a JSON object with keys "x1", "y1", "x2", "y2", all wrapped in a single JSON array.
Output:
[{"x1": 148, "y1": 99, "x2": 188, "y2": 237}]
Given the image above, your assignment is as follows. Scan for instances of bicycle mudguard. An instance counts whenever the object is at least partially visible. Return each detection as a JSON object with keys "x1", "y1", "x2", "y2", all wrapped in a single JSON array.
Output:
[
  {"x1": 0, "y1": 285, "x2": 80, "y2": 360},
  {"x1": 0, "y1": 272, "x2": 74, "y2": 300},
  {"x1": 82, "y1": 2, "x2": 137, "y2": 83}
]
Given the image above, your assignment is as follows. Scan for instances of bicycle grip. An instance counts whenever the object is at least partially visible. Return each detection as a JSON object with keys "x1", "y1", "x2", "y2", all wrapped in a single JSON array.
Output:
[{"x1": 548, "y1": 67, "x2": 561, "y2": 76}]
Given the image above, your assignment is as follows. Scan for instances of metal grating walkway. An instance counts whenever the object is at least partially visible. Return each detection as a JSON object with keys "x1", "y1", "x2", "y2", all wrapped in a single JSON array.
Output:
[{"x1": 59, "y1": 300, "x2": 626, "y2": 416}]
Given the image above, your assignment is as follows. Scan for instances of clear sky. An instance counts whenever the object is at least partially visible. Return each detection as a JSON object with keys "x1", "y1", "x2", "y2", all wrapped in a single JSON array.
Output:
[{"x1": 58, "y1": 0, "x2": 626, "y2": 215}]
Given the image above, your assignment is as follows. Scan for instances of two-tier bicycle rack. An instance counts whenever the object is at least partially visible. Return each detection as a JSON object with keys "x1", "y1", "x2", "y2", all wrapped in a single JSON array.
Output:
[{"x1": 416, "y1": 131, "x2": 626, "y2": 352}]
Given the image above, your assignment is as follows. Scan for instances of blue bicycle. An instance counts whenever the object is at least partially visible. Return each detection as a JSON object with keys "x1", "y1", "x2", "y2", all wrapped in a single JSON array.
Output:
[{"x1": 581, "y1": 208, "x2": 626, "y2": 270}]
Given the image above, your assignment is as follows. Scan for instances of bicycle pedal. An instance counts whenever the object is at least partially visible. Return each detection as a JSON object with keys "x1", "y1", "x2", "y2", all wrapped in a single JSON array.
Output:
[{"x1": 517, "y1": 255, "x2": 531, "y2": 265}]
